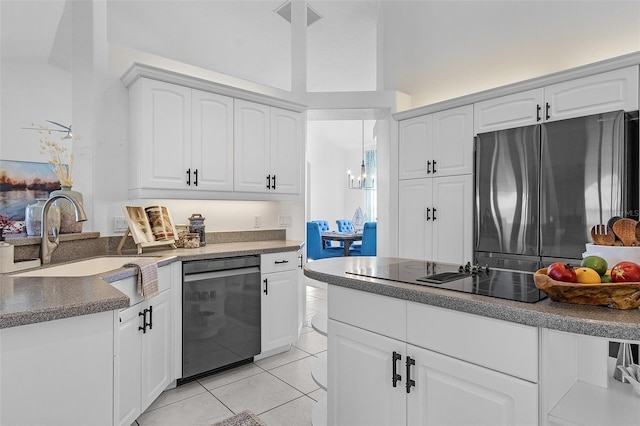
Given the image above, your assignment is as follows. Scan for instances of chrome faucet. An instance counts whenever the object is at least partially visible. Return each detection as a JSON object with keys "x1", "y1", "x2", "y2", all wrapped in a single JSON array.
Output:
[{"x1": 40, "y1": 194, "x2": 88, "y2": 264}]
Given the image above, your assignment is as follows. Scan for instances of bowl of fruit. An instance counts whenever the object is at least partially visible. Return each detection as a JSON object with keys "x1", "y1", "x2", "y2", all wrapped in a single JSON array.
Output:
[{"x1": 534, "y1": 256, "x2": 640, "y2": 309}]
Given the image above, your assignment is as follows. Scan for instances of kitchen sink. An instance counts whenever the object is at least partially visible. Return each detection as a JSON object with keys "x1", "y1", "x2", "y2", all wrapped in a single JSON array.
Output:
[{"x1": 13, "y1": 256, "x2": 161, "y2": 277}]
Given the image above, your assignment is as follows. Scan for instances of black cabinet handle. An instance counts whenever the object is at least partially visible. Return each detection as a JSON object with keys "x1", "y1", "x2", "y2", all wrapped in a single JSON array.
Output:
[
  {"x1": 298, "y1": 254, "x2": 303, "y2": 269},
  {"x1": 266, "y1": 175, "x2": 271, "y2": 189},
  {"x1": 263, "y1": 278, "x2": 268, "y2": 295},
  {"x1": 432, "y1": 160, "x2": 437, "y2": 174},
  {"x1": 392, "y1": 351, "x2": 402, "y2": 387},
  {"x1": 186, "y1": 168, "x2": 191, "y2": 186},
  {"x1": 275, "y1": 260, "x2": 289, "y2": 264},
  {"x1": 272, "y1": 175, "x2": 276, "y2": 190},
  {"x1": 406, "y1": 356, "x2": 416, "y2": 393},
  {"x1": 427, "y1": 161, "x2": 431, "y2": 174},
  {"x1": 138, "y1": 310, "x2": 147, "y2": 333},
  {"x1": 536, "y1": 104, "x2": 541, "y2": 122},
  {"x1": 433, "y1": 208, "x2": 437, "y2": 221},
  {"x1": 426, "y1": 207, "x2": 431, "y2": 221},
  {"x1": 148, "y1": 305, "x2": 153, "y2": 330},
  {"x1": 193, "y1": 169, "x2": 198, "y2": 187},
  {"x1": 545, "y1": 102, "x2": 550, "y2": 120}
]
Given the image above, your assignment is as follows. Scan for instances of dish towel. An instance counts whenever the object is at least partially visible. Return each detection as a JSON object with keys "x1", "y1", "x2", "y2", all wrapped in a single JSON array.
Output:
[{"x1": 124, "y1": 258, "x2": 159, "y2": 300}]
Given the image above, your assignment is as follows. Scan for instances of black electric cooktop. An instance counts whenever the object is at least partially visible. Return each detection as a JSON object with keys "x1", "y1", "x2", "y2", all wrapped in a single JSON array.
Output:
[{"x1": 345, "y1": 261, "x2": 547, "y2": 303}]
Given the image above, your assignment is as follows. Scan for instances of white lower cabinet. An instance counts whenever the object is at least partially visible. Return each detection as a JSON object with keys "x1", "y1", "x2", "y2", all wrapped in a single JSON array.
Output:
[
  {"x1": 408, "y1": 344, "x2": 537, "y2": 425},
  {"x1": 399, "y1": 175, "x2": 473, "y2": 264},
  {"x1": 328, "y1": 319, "x2": 406, "y2": 426},
  {"x1": 327, "y1": 285, "x2": 538, "y2": 426},
  {"x1": 259, "y1": 251, "x2": 300, "y2": 356},
  {"x1": 116, "y1": 289, "x2": 172, "y2": 426},
  {"x1": 115, "y1": 267, "x2": 173, "y2": 426},
  {"x1": 0, "y1": 311, "x2": 114, "y2": 426}
]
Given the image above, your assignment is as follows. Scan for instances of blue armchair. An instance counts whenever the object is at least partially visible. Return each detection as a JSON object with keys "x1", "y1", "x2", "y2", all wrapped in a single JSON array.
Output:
[
  {"x1": 311, "y1": 220, "x2": 333, "y2": 248},
  {"x1": 335, "y1": 219, "x2": 360, "y2": 248},
  {"x1": 350, "y1": 222, "x2": 377, "y2": 256},
  {"x1": 307, "y1": 222, "x2": 343, "y2": 260},
  {"x1": 336, "y1": 219, "x2": 354, "y2": 233}
]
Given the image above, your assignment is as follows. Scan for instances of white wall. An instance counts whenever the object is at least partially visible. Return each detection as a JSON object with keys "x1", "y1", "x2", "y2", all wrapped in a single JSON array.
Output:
[{"x1": 0, "y1": 1, "x2": 306, "y2": 242}]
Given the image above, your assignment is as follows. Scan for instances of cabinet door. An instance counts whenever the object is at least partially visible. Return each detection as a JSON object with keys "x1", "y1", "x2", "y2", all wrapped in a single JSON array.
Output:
[
  {"x1": 407, "y1": 344, "x2": 538, "y2": 426},
  {"x1": 139, "y1": 79, "x2": 192, "y2": 190},
  {"x1": 399, "y1": 115, "x2": 433, "y2": 180},
  {"x1": 474, "y1": 89, "x2": 544, "y2": 134},
  {"x1": 432, "y1": 105, "x2": 474, "y2": 176},
  {"x1": 328, "y1": 319, "x2": 406, "y2": 426},
  {"x1": 270, "y1": 107, "x2": 302, "y2": 194},
  {"x1": 234, "y1": 99, "x2": 270, "y2": 192},
  {"x1": 116, "y1": 303, "x2": 143, "y2": 426},
  {"x1": 261, "y1": 269, "x2": 298, "y2": 353},
  {"x1": 191, "y1": 90, "x2": 234, "y2": 192},
  {"x1": 141, "y1": 290, "x2": 172, "y2": 410},
  {"x1": 432, "y1": 175, "x2": 473, "y2": 264},
  {"x1": 545, "y1": 66, "x2": 639, "y2": 122},
  {"x1": 399, "y1": 179, "x2": 432, "y2": 261}
]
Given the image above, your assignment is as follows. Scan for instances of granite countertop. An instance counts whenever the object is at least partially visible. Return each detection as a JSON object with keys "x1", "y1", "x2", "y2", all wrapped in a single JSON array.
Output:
[
  {"x1": 0, "y1": 239, "x2": 302, "y2": 329},
  {"x1": 304, "y1": 256, "x2": 640, "y2": 341}
]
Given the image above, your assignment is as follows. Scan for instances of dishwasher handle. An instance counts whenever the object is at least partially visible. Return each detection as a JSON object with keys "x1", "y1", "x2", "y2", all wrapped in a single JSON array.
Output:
[{"x1": 183, "y1": 266, "x2": 260, "y2": 282}]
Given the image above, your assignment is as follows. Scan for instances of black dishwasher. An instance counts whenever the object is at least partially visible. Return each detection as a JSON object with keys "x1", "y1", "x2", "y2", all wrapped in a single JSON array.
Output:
[{"x1": 180, "y1": 256, "x2": 261, "y2": 383}]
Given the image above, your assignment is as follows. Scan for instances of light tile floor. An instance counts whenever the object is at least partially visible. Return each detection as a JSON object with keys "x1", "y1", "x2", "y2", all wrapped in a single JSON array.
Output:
[{"x1": 134, "y1": 278, "x2": 327, "y2": 426}]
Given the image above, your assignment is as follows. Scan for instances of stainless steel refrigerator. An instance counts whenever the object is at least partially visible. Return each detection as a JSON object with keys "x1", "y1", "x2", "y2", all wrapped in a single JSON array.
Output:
[{"x1": 474, "y1": 110, "x2": 639, "y2": 272}]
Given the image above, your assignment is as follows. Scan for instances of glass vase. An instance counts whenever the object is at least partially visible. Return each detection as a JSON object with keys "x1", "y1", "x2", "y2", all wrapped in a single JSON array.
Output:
[
  {"x1": 25, "y1": 199, "x2": 60, "y2": 236},
  {"x1": 50, "y1": 186, "x2": 84, "y2": 234}
]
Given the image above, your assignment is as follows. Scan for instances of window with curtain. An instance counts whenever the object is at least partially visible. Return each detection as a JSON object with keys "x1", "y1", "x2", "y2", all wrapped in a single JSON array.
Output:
[{"x1": 365, "y1": 149, "x2": 377, "y2": 222}]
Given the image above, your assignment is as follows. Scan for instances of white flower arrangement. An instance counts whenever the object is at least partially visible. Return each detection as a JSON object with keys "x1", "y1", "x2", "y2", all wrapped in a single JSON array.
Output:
[{"x1": 34, "y1": 123, "x2": 77, "y2": 187}]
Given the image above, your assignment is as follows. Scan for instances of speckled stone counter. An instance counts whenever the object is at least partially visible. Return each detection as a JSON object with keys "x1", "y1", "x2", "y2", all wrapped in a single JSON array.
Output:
[
  {"x1": 304, "y1": 257, "x2": 640, "y2": 341},
  {"x1": 1, "y1": 239, "x2": 302, "y2": 329}
]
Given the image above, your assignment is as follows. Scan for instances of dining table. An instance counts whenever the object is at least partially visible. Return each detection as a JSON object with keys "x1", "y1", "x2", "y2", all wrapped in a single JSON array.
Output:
[{"x1": 321, "y1": 231, "x2": 363, "y2": 256}]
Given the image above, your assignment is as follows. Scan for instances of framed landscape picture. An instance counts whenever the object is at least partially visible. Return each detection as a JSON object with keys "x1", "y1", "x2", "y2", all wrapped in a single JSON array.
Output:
[{"x1": 0, "y1": 159, "x2": 60, "y2": 234}]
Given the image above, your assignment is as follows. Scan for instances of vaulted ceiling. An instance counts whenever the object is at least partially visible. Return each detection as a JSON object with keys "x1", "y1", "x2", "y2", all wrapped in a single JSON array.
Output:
[{"x1": 3, "y1": 1, "x2": 640, "y2": 109}]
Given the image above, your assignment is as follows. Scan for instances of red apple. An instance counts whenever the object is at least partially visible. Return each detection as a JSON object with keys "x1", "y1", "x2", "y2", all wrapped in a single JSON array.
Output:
[
  {"x1": 547, "y1": 262, "x2": 577, "y2": 283},
  {"x1": 610, "y1": 261, "x2": 640, "y2": 283}
]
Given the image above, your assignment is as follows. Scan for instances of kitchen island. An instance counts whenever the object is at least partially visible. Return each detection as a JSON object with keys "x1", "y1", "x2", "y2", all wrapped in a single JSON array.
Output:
[{"x1": 305, "y1": 256, "x2": 640, "y2": 426}]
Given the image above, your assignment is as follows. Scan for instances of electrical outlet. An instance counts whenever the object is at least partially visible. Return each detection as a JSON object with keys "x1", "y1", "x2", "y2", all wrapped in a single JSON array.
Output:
[
  {"x1": 254, "y1": 215, "x2": 261, "y2": 228},
  {"x1": 113, "y1": 216, "x2": 128, "y2": 233},
  {"x1": 278, "y1": 216, "x2": 292, "y2": 227}
]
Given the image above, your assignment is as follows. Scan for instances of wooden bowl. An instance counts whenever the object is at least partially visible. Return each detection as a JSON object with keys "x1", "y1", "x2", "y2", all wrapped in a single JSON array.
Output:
[{"x1": 534, "y1": 268, "x2": 640, "y2": 310}]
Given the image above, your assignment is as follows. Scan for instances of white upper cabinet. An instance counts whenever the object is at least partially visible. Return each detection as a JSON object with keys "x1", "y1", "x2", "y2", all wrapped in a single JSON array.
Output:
[
  {"x1": 474, "y1": 66, "x2": 639, "y2": 134},
  {"x1": 133, "y1": 78, "x2": 192, "y2": 191},
  {"x1": 191, "y1": 90, "x2": 234, "y2": 192},
  {"x1": 270, "y1": 108, "x2": 303, "y2": 194},
  {"x1": 399, "y1": 105, "x2": 473, "y2": 180},
  {"x1": 545, "y1": 66, "x2": 639, "y2": 122},
  {"x1": 432, "y1": 105, "x2": 474, "y2": 176},
  {"x1": 474, "y1": 89, "x2": 544, "y2": 134},
  {"x1": 234, "y1": 100, "x2": 302, "y2": 194},
  {"x1": 234, "y1": 100, "x2": 270, "y2": 193},
  {"x1": 122, "y1": 64, "x2": 306, "y2": 199},
  {"x1": 129, "y1": 78, "x2": 233, "y2": 194},
  {"x1": 399, "y1": 114, "x2": 432, "y2": 180}
]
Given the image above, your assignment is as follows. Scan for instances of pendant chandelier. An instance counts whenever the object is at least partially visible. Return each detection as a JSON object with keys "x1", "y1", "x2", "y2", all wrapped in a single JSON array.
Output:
[{"x1": 347, "y1": 120, "x2": 375, "y2": 190}]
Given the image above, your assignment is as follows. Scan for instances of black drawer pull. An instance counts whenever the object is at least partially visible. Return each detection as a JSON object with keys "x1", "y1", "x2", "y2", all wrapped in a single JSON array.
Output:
[
  {"x1": 406, "y1": 356, "x2": 415, "y2": 393},
  {"x1": 392, "y1": 351, "x2": 402, "y2": 387},
  {"x1": 275, "y1": 260, "x2": 289, "y2": 264}
]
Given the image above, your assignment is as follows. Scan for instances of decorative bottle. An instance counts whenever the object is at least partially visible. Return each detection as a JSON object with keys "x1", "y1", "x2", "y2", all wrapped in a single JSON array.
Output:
[{"x1": 49, "y1": 186, "x2": 84, "y2": 233}]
